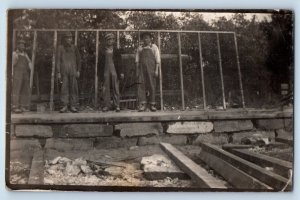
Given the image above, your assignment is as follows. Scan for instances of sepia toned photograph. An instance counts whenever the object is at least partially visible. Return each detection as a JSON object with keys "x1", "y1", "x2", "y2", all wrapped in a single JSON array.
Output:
[{"x1": 6, "y1": 9, "x2": 294, "y2": 191}]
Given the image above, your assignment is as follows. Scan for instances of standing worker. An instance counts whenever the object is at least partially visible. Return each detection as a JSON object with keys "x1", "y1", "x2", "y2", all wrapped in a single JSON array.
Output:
[
  {"x1": 135, "y1": 32, "x2": 161, "y2": 112},
  {"x1": 98, "y1": 33, "x2": 124, "y2": 112},
  {"x1": 57, "y1": 31, "x2": 81, "y2": 113},
  {"x1": 12, "y1": 39, "x2": 32, "y2": 113}
]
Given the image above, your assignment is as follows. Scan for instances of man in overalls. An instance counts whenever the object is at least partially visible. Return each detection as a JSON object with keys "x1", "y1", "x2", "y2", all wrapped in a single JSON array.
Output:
[
  {"x1": 135, "y1": 32, "x2": 160, "y2": 112},
  {"x1": 57, "y1": 32, "x2": 81, "y2": 113},
  {"x1": 12, "y1": 39, "x2": 32, "y2": 113},
  {"x1": 98, "y1": 33, "x2": 124, "y2": 112}
]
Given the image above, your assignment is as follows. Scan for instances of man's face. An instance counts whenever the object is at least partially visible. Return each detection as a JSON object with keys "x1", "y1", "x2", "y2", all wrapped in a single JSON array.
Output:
[
  {"x1": 65, "y1": 36, "x2": 73, "y2": 45},
  {"x1": 143, "y1": 35, "x2": 151, "y2": 46},
  {"x1": 106, "y1": 38, "x2": 115, "y2": 46},
  {"x1": 18, "y1": 43, "x2": 25, "y2": 52}
]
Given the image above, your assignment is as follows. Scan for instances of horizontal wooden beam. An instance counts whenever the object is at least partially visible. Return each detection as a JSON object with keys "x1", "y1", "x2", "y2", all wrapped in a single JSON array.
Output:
[
  {"x1": 199, "y1": 143, "x2": 292, "y2": 191},
  {"x1": 275, "y1": 137, "x2": 293, "y2": 146},
  {"x1": 160, "y1": 143, "x2": 228, "y2": 189},
  {"x1": 228, "y1": 148, "x2": 293, "y2": 179},
  {"x1": 199, "y1": 150, "x2": 272, "y2": 190},
  {"x1": 222, "y1": 144, "x2": 254, "y2": 150},
  {"x1": 121, "y1": 54, "x2": 190, "y2": 59}
]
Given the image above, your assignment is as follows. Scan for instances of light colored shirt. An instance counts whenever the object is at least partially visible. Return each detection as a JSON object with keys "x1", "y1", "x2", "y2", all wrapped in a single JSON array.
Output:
[{"x1": 135, "y1": 43, "x2": 161, "y2": 64}]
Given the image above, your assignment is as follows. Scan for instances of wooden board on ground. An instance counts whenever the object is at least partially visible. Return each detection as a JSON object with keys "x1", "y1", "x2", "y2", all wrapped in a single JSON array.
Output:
[
  {"x1": 199, "y1": 150, "x2": 272, "y2": 190},
  {"x1": 160, "y1": 143, "x2": 228, "y2": 189},
  {"x1": 199, "y1": 143, "x2": 292, "y2": 191},
  {"x1": 227, "y1": 148, "x2": 292, "y2": 179},
  {"x1": 275, "y1": 137, "x2": 293, "y2": 146},
  {"x1": 28, "y1": 150, "x2": 45, "y2": 185}
]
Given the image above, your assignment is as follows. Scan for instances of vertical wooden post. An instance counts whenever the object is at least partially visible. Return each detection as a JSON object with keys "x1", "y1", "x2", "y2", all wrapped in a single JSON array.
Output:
[
  {"x1": 74, "y1": 30, "x2": 78, "y2": 46},
  {"x1": 117, "y1": 31, "x2": 120, "y2": 49},
  {"x1": 157, "y1": 32, "x2": 163, "y2": 111},
  {"x1": 216, "y1": 33, "x2": 226, "y2": 109},
  {"x1": 95, "y1": 31, "x2": 99, "y2": 107},
  {"x1": 13, "y1": 30, "x2": 16, "y2": 51},
  {"x1": 177, "y1": 32, "x2": 185, "y2": 110},
  {"x1": 50, "y1": 31, "x2": 57, "y2": 111},
  {"x1": 138, "y1": 31, "x2": 141, "y2": 46},
  {"x1": 233, "y1": 33, "x2": 246, "y2": 108},
  {"x1": 198, "y1": 33, "x2": 206, "y2": 110},
  {"x1": 30, "y1": 31, "x2": 37, "y2": 91}
]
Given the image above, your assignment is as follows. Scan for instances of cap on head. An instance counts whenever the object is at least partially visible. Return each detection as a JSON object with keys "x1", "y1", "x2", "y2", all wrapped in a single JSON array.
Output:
[
  {"x1": 105, "y1": 33, "x2": 115, "y2": 41},
  {"x1": 141, "y1": 32, "x2": 152, "y2": 39}
]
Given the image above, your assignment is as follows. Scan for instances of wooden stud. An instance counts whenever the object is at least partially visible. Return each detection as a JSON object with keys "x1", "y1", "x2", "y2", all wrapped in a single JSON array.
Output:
[
  {"x1": 160, "y1": 143, "x2": 228, "y2": 189},
  {"x1": 117, "y1": 31, "x2": 120, "y2": 49},
  {"x1": 198, "y1": 33, "x2": 206, "y2": 109},
  {"x1": 177, "y1": 32, "x2": 185, "y2": 110},
  {"x1": 95, "y1": 31, "x2": 99, "y2": 107},
  {"x1": 30, "y1": 31, "x2": 37, "y2": 90},
  {"x1": 50, "y1": 31, "x2": 57, "y2": 111},
  {"x1": 157, "y1": 32, "x2": 163, "y2": 111},
  {"x1": 74, "y1": 30, "x2": 78, "y2": 46},
  {"x1": 216, "y1": 33, "x2": 226, "y2": 109}
]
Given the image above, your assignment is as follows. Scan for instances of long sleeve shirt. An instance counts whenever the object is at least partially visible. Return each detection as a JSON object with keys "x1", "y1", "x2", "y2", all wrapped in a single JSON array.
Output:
[{"x1": 135, "y1": 43, "x2": 161, "y2": 64}]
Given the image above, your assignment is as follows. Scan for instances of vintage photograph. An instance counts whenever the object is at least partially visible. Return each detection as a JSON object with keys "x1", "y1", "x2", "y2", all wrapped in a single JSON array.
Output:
[{"x1": 6, "y1": 9, "x2": 294, "y2": 191}]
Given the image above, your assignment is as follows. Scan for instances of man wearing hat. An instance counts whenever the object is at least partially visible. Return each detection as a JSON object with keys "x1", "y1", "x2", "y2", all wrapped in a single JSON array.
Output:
[
  {"x1": 135, "y1": 32, "x2": 161, "y2": 112},
  {"x1": 57, "y1": 31, "x2": 81, "y2": 113},
  {"x1": 98, "y1": 33, "x2": 124, "y2": 112},
  {"x1": 12, "y1": 39, "x2": 32, "y2": 113}
]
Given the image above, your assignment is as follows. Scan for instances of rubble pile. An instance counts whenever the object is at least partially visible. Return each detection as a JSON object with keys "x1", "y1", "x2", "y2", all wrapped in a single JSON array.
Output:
[{"x1": 44, "y1": 156, "x2": 193, "y2": 187}]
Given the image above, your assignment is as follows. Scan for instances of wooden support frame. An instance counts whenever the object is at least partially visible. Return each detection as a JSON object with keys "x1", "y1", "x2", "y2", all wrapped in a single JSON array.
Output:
[
  {"x1": 227, "y1": 148, "x2": 293, "y2": 179},
  {"x1": 74, "y1": 30, "x2": 78, "y2": 46},
  {"x1": 233, "y1": 33, "x2": 246, "y2": 108},
  {"x1": 117, "y1": 31, "x2": 120, "y2": 49},
  {"x1": 30, "y1": 30, "x2": 38, "y2": 91},
  {"x1": 157, "y1": 32, "x2": 163, "y2": 111},
  {"x1": 177, "y1": 32, "x2": 185, "y2": 110},
  {"x1": 216, "y1": 33, "x2": 226, "y2": 109},
  {"x1": 49, "y1": 31, "x2": 57, "y2": 111},
  {"x1": 160, "y1": 143, "x2": 228, "y2": 189},
  {"x1": 198, "y1": 33, "x2": 206, "y2": 110},
  {"x1": 199, "y1": 150, "x2": 272, "y2": 190},
  {"x1": 199, "y1": 142, "x2": 292, "y2": 191},
  {"x1": 95, "y1": 31, "x2": 99, "y2": 107}
]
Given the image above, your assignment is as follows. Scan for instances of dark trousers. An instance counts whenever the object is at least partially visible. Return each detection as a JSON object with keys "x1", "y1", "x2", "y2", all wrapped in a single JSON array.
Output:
[
  {"x1": 137, "y1": 48, "x2": 157, "y2": 105},
  {"x1": 12, "y1": 69, "x2": 30, "y2": 109},
  {"x1": 102, "y1": 70, "x2": 120, "y2": 108},
  {"x1": 61, "y1": 73, "x2": 79, "y2": 107}
]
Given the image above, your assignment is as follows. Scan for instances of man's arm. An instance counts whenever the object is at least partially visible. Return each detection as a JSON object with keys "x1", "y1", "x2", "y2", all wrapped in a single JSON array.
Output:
[{"x1": 12, "y1": 52, "x2": 18, "y2": 67}]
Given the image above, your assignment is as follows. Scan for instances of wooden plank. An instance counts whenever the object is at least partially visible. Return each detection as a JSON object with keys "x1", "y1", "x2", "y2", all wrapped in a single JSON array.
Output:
[
  {"x1": 28, "y1": 150, "x2": 44, "y2": 185},
  {"x1": 160, "y1": 143, "x2": 228, "y2": 188},
  {"x1": 117, "y1": 31, "x2": 120, "y2": 48},
  {"x1": 177, "y1": 33, "x2": 185, "y2": 110},
  {"x1": 216, "y1": 33, "x2": 226, "y2": 109},
  {"x1": 275, "y1": 137, "x2": 293, "y2": 146},
  {"x1": 198, "y1": 33, "x2": 206, "y2": 110},
  {"x1": 199, "y1": 150, "x2": 272, "y2": 190},
  {"x1": 233, "y1": 33, "x2": 245, "y2": 108},
  {"x1": 74, "y1": 30, "x2": 78, "y2": 46},
  {"x1": 199, "y1": 142, "x2": 292, "y2": 191},
  {"x1": 157, "y1": 32, "x2": 163, "y2": 111},
  {"x1": 11, "y1": 110, "x2": 293, "y2": 124},
  {"x1": 228, "y1": 148, "x2": 292, "y2": 178},
  {"x1": 49, "y1": 31, "x2": 57, "y2": 111},
  {"x1": 30, "y1": 30, "x2": 38, "y2": 90},
  {"x1": 95, "y1": 31, "x2": 99, "y2": 107},
  {"x1": 222, "y1": 144, "x2": 254, "y2": 150}
]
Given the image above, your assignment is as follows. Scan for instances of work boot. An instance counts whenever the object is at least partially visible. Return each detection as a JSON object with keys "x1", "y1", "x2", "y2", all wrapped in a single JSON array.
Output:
[
  {"x1": 115, "y1": 107, "x2": 120, "y2": 112},
  {"x1": 70, "y1": 106, "x2": 78, "y2": 113},
  {"x1": 102, "y1": 107, "x2": 109, "y2": 112},
  {"x1": 60, "y1": 106, "x2": 68, "y2": 113},
  {"x1": 149, "y1": 104, "x2": 157, "y2": 112},
  {"x1": 138, "y1": 104, "x2": 146, "y2": 112},
  {"x1": 13, "y1": 108, "x2": 23, "y2": 114}
]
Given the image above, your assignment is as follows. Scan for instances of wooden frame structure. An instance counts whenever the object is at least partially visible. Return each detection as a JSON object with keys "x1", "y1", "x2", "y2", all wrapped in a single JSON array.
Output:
[{"x1": 13, "y1": 29, "x2": 245, "y2": 111}]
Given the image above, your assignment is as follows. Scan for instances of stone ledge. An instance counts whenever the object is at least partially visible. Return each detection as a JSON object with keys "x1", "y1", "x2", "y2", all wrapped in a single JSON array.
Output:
[
  {"x1": 214, "y1": 120, "x2": 253, "y2": 132},
  {"x1": 15, "y1": 125, "x2": 53, "y2": 138},
  {"x1": 166, "y1": 122, "x2": 213, "y2": 134},
  {"x1": 254, "y1": 119, "x2": 285, "y2": 130},
  {"x1": 59, "y1": 124, "x2": 113, "y2": 138},
  {"x1": 45, "y1": 138, "x2": 94, "y2": 151},
  {"x1": 94, "y1": 137, "x2": 137, "y2": 149},
  {"x1": 115, "y1": 123, "x2": 163, "y2": 137}
]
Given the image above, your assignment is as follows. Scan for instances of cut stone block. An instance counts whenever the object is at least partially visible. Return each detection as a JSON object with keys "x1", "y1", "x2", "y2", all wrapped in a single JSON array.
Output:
[
  {"x1": 141, "y1": 154, "x2": 189, "y2": 180},
  {"x1": 166, "y1": 122, "x2": 213, "y2": 134},
  {"x1": 193, "y1": 133, "x2": 228, "y2": 145},
  {"x1": 161, "y1": 135, "x2": 187, "y2": 145},
  {"x1": 214, "y1": 120, "x2": 253, "y2": 132},
  {"x1": 94, "y1": 137, "x2": 137, "y2": 149},
  {"x1": 232, "y1": 131, "x2": 275, "y2": 144},
  {"x1": 59, "y1": 124, "x2": 113, "y2": 138},
  {"x1": 10, "y1": 139, "x2": 42, "y2": 151},
  {"x1": 45, "y1": 138, "x2": 94, "y2": 151},
  {"x1": 138, "y1": 136, "x2": 160, "y2": 146},
  {"x1": 254, "y1": 119, "x2": 285, "y2": 130},
  {"x1": 115, "y1": 123, "x2": 163, "y2": 137},
  {"x1": 275, "y1": 129, "x2": 293, "y2": 139},
  {"x1": 15, "y1": 125, "x2": 53, "y2": 138}
]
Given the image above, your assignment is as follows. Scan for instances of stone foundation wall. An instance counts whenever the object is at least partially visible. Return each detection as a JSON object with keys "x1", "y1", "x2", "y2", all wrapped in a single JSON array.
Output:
[{"x1": 10, "y1": 118, "x2": 293, "y2": 153}]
